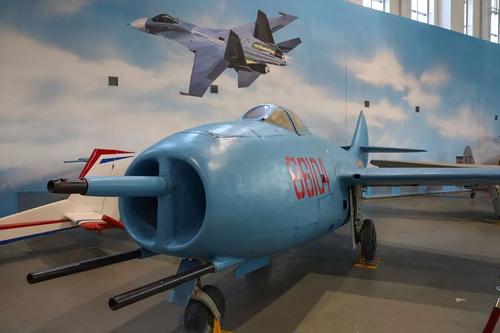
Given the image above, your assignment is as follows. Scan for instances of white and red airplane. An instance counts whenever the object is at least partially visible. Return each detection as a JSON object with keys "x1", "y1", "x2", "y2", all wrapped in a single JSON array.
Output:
[{"x1": 0, "y1": 149, "x2": 134, "y2": 244}]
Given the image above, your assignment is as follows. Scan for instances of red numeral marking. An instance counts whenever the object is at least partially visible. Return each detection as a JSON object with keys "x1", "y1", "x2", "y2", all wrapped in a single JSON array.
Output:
[
  {"x1": 285, "y1": 156, "x2": 305, "y2": 199},
  {"x1": 286, "y1": 156, "x2": 331, "y2": 200}
]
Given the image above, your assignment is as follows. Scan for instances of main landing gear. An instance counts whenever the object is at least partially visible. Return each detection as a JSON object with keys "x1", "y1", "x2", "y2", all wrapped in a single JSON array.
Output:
[
  {"x1": 184, "y1": 282, "x2": 226, "y2": 333},
  {"x1": 350, "y1": 185, "x2": 378, "y2": 263},
  {"x1": 359, "y1": 218, "x2": 377, "y2": 261}
]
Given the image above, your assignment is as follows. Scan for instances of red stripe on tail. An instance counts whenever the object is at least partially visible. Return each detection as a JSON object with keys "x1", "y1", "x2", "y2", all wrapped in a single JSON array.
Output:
[{"x1": 79, "y1": 148, "x2": 133, "y2": 179}]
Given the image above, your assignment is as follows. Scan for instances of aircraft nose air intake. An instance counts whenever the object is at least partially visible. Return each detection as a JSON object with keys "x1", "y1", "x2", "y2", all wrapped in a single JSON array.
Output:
[
  {"x1": 130, "y1": 18, "x2": 148, "y2": 32},
  {"x1": 120, "y1": 153, "x2": 207, "y2": 253}
]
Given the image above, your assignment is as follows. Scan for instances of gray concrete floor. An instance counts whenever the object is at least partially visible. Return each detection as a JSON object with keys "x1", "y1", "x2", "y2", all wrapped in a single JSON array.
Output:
[{"x1": 0, "y1": 192, "x2": 499, "y2": 332}]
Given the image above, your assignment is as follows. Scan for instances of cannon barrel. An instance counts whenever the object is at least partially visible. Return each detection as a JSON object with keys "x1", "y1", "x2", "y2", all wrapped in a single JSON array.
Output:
[
  {"x1": 47, "y1": 176, "x2": 168, "y2": 197},
  {"x1": 109, "y1": 262, "x2": 216, "y2": 310},
  {"x1": 27, "y1": 249, "x2": 143, "y2": 284},
  {"x1": 47, "y1": 178, "x2": 88, "y2": 194}
]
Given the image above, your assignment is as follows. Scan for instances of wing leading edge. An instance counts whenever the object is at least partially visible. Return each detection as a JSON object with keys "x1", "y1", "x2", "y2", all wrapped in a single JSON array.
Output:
[{"x1": 339, "y1": 167, "x2": 500, "y2": 187}]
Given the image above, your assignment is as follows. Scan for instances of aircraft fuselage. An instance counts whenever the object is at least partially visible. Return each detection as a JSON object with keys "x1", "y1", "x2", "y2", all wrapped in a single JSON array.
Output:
[
  {"x1": 120, "y1": 119, "x2": 355, "y2": 259},
  {"x1": 153, "y1": 23, "x2": 286, "y2": 69}
]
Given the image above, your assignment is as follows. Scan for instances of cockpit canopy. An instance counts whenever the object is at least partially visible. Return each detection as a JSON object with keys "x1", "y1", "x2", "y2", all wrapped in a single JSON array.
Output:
[
  {"x1": 241, "y1": 104, "x2": 311, "y2": 135},
  {"x1": 151, "y1": 14, "x2": 179, "y2": 24}
]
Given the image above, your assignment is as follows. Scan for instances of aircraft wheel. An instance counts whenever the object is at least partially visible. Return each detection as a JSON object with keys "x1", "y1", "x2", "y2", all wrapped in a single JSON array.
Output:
[
  {"x1": 184, "y1": 285, "x2": 225, "y2": 333},
  {"x1": 201, "y1": 285, "x2": 225, "y2": 320},
  {"x1": 360, "y1": 219, "x2": 377, "y2": 261}
]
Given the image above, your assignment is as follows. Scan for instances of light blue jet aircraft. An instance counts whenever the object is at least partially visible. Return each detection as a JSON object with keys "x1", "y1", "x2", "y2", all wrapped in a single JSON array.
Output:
[
  {"x1": 30, "y1": 105, "x2": 500, "y2": 332},
  {"x1": 129, "y1": 11, "x2": 301, "y2": 97}
]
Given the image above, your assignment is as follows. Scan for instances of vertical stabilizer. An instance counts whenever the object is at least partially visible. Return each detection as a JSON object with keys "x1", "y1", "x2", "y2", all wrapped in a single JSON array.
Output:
[
  {"x1": 253, "y1": 10, "x2": 275, "y2": 44},
  {"x1": 350, "y1": 112, "x2": 369, "y2": 167}
]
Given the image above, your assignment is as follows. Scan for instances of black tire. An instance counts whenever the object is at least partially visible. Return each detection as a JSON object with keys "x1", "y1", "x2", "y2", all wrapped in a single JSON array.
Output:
[
  {"x1": 183, "y1": 285, "x2": 225, "y2": 333},
  {"x1": 201, "y1": 285, "x2": 226, "y2": 320},
  {"x1": 360, "y1": 219, "x2": 377, "y2": 261},
  {"x1": 184, "y1": 299, "x2": 212, "y2": 333}
]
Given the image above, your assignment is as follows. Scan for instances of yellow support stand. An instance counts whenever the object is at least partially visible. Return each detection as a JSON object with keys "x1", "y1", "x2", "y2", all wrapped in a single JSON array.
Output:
[
  {"x1": 354, "y1": 256, "x2": 381, "y2": 269},
  {"x1": 213, "y1": 319, "x2": 232, "y2": 333}
]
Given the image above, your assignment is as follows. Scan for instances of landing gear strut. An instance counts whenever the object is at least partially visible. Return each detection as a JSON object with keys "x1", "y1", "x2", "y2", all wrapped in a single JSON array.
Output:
[
  {"x1": 350, "y1": 185, "x2": 378, "y2": 261},
  {"x1": 184, "y1": 281, "x2": 226, "y2": 333}
]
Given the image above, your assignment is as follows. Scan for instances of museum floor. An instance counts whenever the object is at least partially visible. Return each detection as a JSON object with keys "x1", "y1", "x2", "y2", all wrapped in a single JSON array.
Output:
[{"x1": 1, "y1": 193, "x2": 499, "y2": 333}]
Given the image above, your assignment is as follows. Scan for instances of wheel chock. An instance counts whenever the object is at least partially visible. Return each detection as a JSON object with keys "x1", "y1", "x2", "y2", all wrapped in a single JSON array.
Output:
[{"x1": 354, "y1": 256, "x2": 381, "y2": 269}]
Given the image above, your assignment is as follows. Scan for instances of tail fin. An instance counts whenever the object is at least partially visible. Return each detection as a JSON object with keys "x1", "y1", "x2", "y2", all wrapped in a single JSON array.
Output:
[
  {"x1": 79, "y1": 148, "x2": 134, "y2": 178},
  {"x1": 463, "y1": 145, "x2": 475, "y2": 164},
  {"x1": 225, "y1": 30, "x2": 248, "y2": 69},
  {"x1": 277, "y1": 37, "x2": 302, "y2": 53},
  {"x1": 349, "y1": 112, "x2": 369, "y2": 167},
  {"x1": 253, "y1": 10, "x2": 275, "y2": 44},
  {"x1": 346, "y1": 112, "x2": 426, "y2": 167}
]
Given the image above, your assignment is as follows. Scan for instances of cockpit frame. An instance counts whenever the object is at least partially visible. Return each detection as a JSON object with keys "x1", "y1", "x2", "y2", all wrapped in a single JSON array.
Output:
[
  {"x1": 241, "y1": 104, "x2": 311, "y2": 136},
  {"x1": 151, "y1": 14, "x2": 179, "y2": 24}
]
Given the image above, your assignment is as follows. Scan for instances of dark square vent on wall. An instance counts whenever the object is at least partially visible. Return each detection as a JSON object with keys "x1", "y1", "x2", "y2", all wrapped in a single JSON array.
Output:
[
  {"x1": 364, "y1": 100, "x2": 370, "y2": 108},
  {"x1": 415, "y1": 106, "x2": 420, "y2": 113},
  {"x1": 108, "y1": 76, "x2": 119, "y2": 87},
  {"x1": 210, "y1": 85, "x2": 219, "y2": 94}
]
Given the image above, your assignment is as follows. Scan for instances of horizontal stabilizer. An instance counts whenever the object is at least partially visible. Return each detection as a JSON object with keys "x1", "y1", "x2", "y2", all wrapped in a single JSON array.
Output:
[
  {"x1": 253, "y1": 10, "x2": 275, "y2": 44},
  {"x1": 360, "y1": 146, "x2": 426, "y2": 153},
  {"x1": 370, "y1": 159, "x2": 496, "y2": 168},
  {"x1": 237, "y1": 70, "x2": 260, "y2": 88},
  {"x1": 277, "y1": 37, "x2": 302, "y2": 53},
  {"x1": 339, "y1": 167, "x2": 500, "y2": 187},
  {"x1": 341, "y1": 146, "x2": 426, "y2": 153}
]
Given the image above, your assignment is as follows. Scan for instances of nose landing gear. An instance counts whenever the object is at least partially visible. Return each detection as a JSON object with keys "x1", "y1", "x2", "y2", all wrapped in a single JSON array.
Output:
[{"x1": 184, "y1": 283, "x2": 227, "y2": 333}]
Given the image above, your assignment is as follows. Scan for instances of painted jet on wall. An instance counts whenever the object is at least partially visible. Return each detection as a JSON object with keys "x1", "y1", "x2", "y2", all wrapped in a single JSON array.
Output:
[
  {"x1": 0, "y1": 149, "x2": 134, "y2": 244},
  {"x1": 30, "y1": 105, "x2": 500, "y2": 332},
  {"x1": 130, "y1": 10, "x2": 301, "y2": 97}
]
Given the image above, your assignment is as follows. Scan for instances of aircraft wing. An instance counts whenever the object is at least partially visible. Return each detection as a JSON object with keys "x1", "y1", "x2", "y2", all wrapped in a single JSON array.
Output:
[
  {"x1": 0, "y1": 148, "x2": 132, "y2": 244},
  {"x1": 338, "y1": 167, "x2": 500, "y2": 187},
  {"x1": 371, "y1": 160, "x2": 500, "y2": 168},
  {"x1": 233, "y1": 12, "x2": 298, "y2": 36},
  {"x1": 181, "y1": 44, "x2": 229, "y2": 97},
  {"x1": 64, "y1": 212, "x2": 124, "y2": 231}
]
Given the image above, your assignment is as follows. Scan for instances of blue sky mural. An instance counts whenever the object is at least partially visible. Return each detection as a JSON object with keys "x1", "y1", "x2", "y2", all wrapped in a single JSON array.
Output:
[{"x1": 0, "y1": 0, "x2": 499, "y2": 216}]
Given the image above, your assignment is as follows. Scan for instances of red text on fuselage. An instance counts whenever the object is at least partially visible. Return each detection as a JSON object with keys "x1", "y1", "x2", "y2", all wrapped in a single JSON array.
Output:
[{"x1": 285, "y1": 156, "x2": 331, "y2": 200}]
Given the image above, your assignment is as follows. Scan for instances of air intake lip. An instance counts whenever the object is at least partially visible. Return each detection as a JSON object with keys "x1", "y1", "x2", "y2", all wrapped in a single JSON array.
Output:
[{"x1": 119, "y1": 155, "x2": 206, "y2": 251}]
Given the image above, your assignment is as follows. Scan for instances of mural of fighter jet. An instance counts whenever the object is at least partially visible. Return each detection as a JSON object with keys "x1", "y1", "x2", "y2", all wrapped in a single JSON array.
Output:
[
  {"x1": 130, "y1": 10, "x2": 302, "y2": 97},
  {"x1": 29, "y1": 105, "x2": 500, "y2": 332}
]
